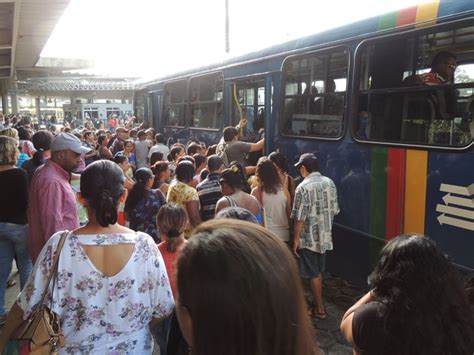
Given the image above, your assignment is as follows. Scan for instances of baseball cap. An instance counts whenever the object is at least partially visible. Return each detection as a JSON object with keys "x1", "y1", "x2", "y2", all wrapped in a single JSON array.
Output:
[
  {"x1": 294, "y1": 153, "x2": 318, "y2": 170},
  {"x1": 50, "y1": 133, "x2": 91, "y2": 154}
]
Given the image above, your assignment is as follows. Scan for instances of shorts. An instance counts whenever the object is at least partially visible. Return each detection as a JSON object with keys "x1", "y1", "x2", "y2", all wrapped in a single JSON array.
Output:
[{"x1": 298, "y1": 249, "x2": 326, "y2": 278}]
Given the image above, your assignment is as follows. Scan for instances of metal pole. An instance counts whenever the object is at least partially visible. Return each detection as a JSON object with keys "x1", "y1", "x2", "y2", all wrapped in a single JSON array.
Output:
[{"x1": 225, "y1": 0, "x2": 230, "y2": 53}]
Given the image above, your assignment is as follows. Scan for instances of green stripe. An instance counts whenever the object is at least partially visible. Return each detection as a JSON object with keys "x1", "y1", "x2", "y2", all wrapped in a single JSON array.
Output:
[
  {"x1": 378, "y1": 11, "x2": 398, "y2": 30},
  {"x1": 369, "y1": 147, "x2": 388, "y2": 268}
]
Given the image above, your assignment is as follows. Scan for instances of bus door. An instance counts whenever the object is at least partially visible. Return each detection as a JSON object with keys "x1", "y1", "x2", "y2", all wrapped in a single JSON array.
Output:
[
  {"x1": 228, "y1": 76, "x2": 267, "y2": 165},
  {"x1": 146, "y1": 90, "x2": 162, "y2": 130}
]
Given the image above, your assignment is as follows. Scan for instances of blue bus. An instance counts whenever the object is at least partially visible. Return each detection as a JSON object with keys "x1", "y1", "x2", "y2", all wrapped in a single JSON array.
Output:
[{"x1": 135, "y1": 0, "x2": 474, "y2": 287}]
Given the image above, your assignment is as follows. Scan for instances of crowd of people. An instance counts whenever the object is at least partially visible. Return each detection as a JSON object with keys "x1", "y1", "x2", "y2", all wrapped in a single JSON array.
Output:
[{"x1": 0, "y1": 114, "x2": 472, "y2": 354}]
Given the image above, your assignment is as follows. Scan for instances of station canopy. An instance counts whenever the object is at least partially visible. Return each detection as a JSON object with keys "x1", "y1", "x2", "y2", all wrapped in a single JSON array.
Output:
[{"x1": 0, "y1": 0, "x2": 134, "y2": 97}]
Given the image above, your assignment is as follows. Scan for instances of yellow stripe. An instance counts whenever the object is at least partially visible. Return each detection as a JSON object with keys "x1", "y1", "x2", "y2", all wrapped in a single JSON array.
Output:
[
  {"x1": 415, "y1": 0, "x2": 440, "y2": 27},
  {"x1": 404, "y1": 150, "x2": 428, "y2": 234}
]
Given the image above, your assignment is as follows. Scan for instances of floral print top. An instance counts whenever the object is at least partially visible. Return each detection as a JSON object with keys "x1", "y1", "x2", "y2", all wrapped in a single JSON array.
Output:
[
  {"x1": 166, "y1": 180, "x2": 199, "y2": 207},
  {"x1": 128, "y1": 189, "x2": 166, "y2": 242},
  {"x1": 17, "y1": 231, "x2": 174, "y2": 355}
]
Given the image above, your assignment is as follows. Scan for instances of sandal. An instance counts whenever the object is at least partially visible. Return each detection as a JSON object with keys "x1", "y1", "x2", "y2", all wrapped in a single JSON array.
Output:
[{"x1": 7, "y1": 279, "x2": 16, "y2": 288}]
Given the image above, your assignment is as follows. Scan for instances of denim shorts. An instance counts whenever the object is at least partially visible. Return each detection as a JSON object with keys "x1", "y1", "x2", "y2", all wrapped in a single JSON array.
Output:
[{"x1": 298, "y1": 249, "x2": 326, "y2": 278}]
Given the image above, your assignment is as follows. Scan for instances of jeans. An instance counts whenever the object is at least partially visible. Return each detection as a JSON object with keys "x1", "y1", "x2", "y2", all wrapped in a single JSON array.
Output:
[{"x1": 0, "y1": 222, "x2": 33, "y2": 316}]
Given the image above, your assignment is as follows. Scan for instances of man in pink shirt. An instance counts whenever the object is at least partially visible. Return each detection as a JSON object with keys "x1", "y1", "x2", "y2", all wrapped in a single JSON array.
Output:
[{"x1": 28, "y1": 133, "x2": 91, "y2": 263}]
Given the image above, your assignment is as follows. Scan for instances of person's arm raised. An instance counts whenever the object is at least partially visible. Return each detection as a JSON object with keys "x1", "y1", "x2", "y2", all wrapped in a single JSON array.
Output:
[{"x1": 249, "y1": 138, "x2": 264, "y2": 152}]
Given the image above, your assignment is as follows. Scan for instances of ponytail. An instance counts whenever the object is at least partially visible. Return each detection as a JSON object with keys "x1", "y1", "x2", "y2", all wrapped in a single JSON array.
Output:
[
  {"x1": 95, "y1": 190, "x2": 118, "y2": 227},
  {"x1": 157, "y1": 203, "x2": 188, "y2": 252},
  {"x1": 32, "y1": 148, "x2": 45, "y2": 166},
  {"x1": 80, "y1": 160, "x2": 125, "y2": 227},
  {"x1": 124, "y1": 168, "x2": 153, "y2": 213}
]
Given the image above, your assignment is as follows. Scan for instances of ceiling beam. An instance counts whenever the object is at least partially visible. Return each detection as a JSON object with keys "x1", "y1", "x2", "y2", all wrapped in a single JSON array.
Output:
[{"x1": 10, "y1": 0, "x2": 21, "y2": 77}]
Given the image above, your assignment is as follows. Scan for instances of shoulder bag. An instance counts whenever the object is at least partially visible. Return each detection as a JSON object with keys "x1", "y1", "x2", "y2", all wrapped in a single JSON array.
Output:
[{"x1": 5, "y1": 231, "x2": 68, "y2": 355}]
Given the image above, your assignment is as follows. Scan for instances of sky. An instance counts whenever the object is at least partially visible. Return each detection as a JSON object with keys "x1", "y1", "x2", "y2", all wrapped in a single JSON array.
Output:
[{"x1": 41, "y1": 0, "x2": 429, "y2": 79}]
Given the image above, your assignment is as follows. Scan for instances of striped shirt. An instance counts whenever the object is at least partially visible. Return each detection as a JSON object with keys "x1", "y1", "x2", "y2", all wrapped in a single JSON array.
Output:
[{"x1": 196, "y1": 173, "x2": 223, "y2": 221}]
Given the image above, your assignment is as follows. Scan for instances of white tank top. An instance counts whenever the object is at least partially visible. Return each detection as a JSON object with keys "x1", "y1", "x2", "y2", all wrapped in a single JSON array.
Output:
[{"x1": 262, "y1": 188, "x2": 290, "y2": 242}]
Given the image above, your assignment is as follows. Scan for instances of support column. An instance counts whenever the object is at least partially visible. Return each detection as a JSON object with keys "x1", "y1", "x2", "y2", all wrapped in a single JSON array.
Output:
[
  {"x1": 10, "y1": 91, "x2": 18, "y2": 114},
  {"x1": 1, "y1": 95, "x2": 7, "y2": 115},
  {"x1": 1, "y1": 79, "x2": 8, "y2": 114},
  {"x1": 10, "y1": 74, "x2": 18, "y2": 114},
  {"x1": 35, "y1": 97, "x2": 41, "y2": 119}
]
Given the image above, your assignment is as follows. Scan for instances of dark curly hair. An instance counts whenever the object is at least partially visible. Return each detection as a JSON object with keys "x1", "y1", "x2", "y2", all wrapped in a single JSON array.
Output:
[
  {"x1": 256, "y1": 157, "x2": 281, "y2": 194},
  {"x1": 369, "y1": 235, "x2": 474, "y2": 355}
]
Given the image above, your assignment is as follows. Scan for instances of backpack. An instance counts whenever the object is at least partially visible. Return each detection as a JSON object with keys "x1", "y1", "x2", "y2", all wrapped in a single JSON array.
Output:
[{"x1": 216, "y1": 141, "x2": 230, "y2": 167}]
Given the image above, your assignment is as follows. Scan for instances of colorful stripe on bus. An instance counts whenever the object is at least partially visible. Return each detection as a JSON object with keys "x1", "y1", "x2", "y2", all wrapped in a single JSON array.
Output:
[{"x1": 369, "y1": 1, "x2": 441, "y2": 257}]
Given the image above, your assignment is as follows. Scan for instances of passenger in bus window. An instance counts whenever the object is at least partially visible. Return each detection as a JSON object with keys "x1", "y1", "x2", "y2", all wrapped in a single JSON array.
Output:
[
  {"x1": 296, "y1": 86, "x2": 318, "y2": 115},
  {"x1": 414, "y1": 51, "x2": 458, "y2": 121},
  {"x1": 324, "y1": 79, "x2": 344, "y2": 116},
  {"x1": 415, "y1": 51, "x2": 456, "y2": 86},
  {"x1": 408, "y1": 51, "x2": 472, "y2": 144}
]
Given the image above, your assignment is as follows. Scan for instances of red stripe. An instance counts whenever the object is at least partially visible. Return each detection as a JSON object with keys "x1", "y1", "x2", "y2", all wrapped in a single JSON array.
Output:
[
  {"x1": 396, "y1": 6, "x2": 417, "y2": 27},
  {"x1": 386, "y1": 148, "x2": 406, "y2": 240}
]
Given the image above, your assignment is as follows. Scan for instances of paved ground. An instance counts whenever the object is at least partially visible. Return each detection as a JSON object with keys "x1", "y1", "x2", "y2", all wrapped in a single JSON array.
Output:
[
  {"x1": 303, "y1": 274, "x2": 364, "y2": 355},
  {"x1": 2, "y1": 269, "x2": 362, "y2": 355}
]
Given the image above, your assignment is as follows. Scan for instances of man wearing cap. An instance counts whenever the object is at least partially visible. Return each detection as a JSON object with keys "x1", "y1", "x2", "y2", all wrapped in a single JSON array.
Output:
[
  {"x1": 111, "y1": 127, "x2": 129, "y2": 156},
  {"x1": 291, "y1": 153, "x2": 339, "y2": 320},
  {"x1": 28, "y1": 133, "x2": 91, "y2": 263}
]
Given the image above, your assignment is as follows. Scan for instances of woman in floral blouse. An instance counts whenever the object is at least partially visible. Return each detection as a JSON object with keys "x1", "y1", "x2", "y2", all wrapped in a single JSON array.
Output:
[
  {"x1": 124, "y1": 167, "x2": 166, "y2": 242},
  {"x1": 0, "y1": 160, "x2": 174, "y2": 354},
  {"x1": 167, "y1": 160, "x2": 201, "y2": 228}
]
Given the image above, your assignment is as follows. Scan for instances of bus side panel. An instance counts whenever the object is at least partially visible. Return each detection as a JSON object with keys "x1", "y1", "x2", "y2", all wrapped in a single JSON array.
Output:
[
  {"x1": 425, "y1": 150, "x2": 474, "y2": 272},
  {"x1": 273, "y1": 135, "x2": 375, "y2": 288}
]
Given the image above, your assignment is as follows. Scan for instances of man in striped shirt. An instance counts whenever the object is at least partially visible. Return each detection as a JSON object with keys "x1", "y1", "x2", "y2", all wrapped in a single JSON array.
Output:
[{"x1": 196, "y1": 155, "x2": 224, "y2": 221}]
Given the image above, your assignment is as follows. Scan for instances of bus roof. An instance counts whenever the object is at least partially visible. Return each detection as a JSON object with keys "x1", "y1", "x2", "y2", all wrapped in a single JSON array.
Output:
[{"x1": 136, "y1": 0, "x2": 474, "y2": 89}]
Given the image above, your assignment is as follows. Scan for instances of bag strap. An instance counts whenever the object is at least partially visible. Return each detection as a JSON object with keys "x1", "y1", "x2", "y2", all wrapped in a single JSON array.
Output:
[
  {"x1": 38, "y1": 231, "x2": 69, "y2": 307},
  {"x1": 257, "y1": 186, "x2": 265, "y2": 227},
  {"x1": 256, "y1": 186, "x2": 264, "y2": 207}
]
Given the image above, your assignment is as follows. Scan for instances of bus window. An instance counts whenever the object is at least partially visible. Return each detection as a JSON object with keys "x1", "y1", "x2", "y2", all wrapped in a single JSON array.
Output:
[
  {"x1": 281, "y1": 48, "x2": 348, "y2": 138},
  {"x1": 189, "y1": 73, "x2": 223, "y2": 129},
  {"x1": 356, "y1": 23, "x2": 474, "y2": 147},
  {"x1": 163, "y1": 80, "x2": 187, "y2": 127}
]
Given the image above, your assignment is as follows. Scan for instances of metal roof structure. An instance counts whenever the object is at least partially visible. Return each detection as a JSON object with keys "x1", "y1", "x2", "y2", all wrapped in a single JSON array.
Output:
[
  {"x1": 18, "y1": 76, "x2": 135, "y2": 100},
  {"x1": 18, "y1": 77, "x2": 135, "y2": 92},
  {"x1": 0, "y1": 0, "x2": 75, "y2": 80},
  {"x1": 0, "y1": 0, "x2": 134, "y2": 102}
]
